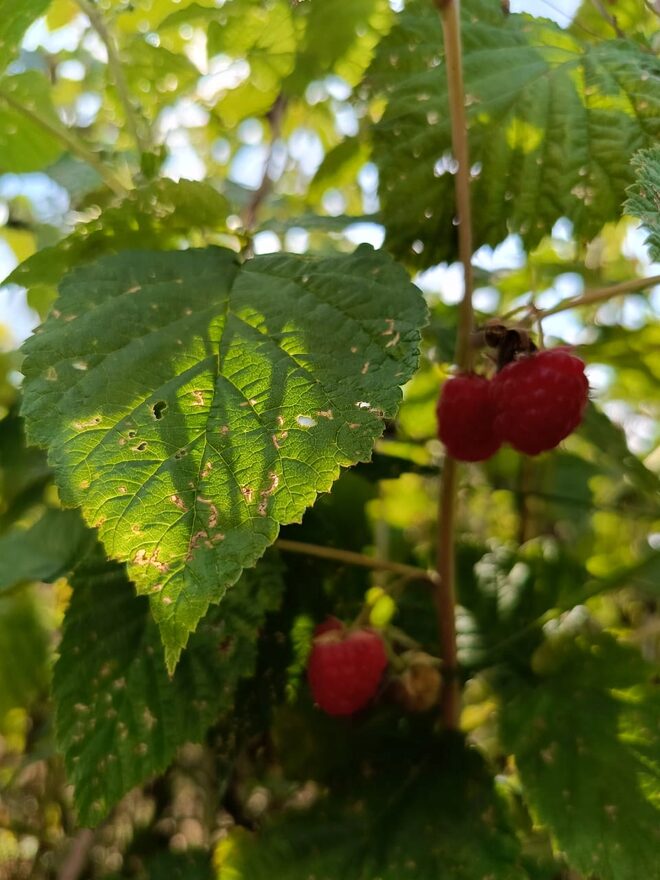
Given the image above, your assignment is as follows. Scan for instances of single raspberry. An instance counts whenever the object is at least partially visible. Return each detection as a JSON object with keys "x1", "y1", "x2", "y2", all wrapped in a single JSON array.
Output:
[
  {"x1": 436, "y1": 374, "x2": 501, "y2": 462},
  {"x1": 490, "y1": 349, "x2": 588, "y2": 455},
  {"x1": 307, "y1": 619, "x2": 388, "y2": 716}
]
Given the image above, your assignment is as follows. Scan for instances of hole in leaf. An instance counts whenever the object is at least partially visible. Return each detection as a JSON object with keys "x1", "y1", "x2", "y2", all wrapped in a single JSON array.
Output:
[
  {"x1": 135, "y1": 442, "x2": 148, "y2": 452},
  {"x1": 152, "y1": 401, "x2": 168, "y2": 420}
]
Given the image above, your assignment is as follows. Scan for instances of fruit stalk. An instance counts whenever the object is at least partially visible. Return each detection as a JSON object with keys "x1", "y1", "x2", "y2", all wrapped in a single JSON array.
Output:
[{"x1": 435, "y1": 0, "x2": 474, "y2": 730}]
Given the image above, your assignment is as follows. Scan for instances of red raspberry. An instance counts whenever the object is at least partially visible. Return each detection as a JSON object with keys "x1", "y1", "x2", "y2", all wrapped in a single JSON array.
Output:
[
  {"x1": 490, "y1": 349, "x2": 588, "y2": 455},
  {"x1": 307, "y1": 619, "x2": 388, "y2": 716},
  {"x1": 436, "y1": 374, "x2": 501, "y2": 462}
]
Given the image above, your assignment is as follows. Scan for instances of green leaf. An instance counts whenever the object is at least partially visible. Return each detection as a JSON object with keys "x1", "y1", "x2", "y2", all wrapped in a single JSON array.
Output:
[
  {"x1": 626, "y1": 145, "x2": 660, "y2": 262},
  {"x1": 0, "y1": 72, "x2": 66, "y2": 172},
  {"x1": 0, "y1": 508, "x2": 91, "y2": 594},
  {"x1": 0, "y1": 589, "x2": 49, "y2": 723},
  {"x1": 0, "y1": 409, "x2": 50, "y2": 522},
  {"x1": 4, "y1": 179, "x2": 230, "y2": 315},
  {"x1": 308, "y1": 138, "x2": 371, "y2": 205},
  {"x1": 226, "y1": 730, "x2": 529, "y2": 879},
  {"x1": 502, "y1": 632, "x2": 660, "y2": 880},
  {"x1": 286, "y1": 0, "x2": 393, "y2": 93},
  {"x1": 21, "y1": 245, "x2": 425, "y2": 669},
  {"x1": 142, "y1": 851, "x2": 215, "y2": 880},
  {"x1": 122, "y1": 39, "x2": 200, "y2": 117},
  {"x1": 570, "y1": 0, "x2": 659, "y2": 44},
  {"x1": 369, "y1": 0, "x2": 660, "y2": 267},
  {"x1": 456, "y1": 540, "x2": 588, "y2": 670},
  {"x1": 164, "y1": 0, "x2": 297, "y2": 126},
  {"x1": 54, "y1": 546, "x2": 283, "y2": 826},
  {"x1": 579, "y1": 403, "x2": 660, "y2": 499},
  {"x1": 0, "y1": 0, "x2": 51, "y2": 74}
]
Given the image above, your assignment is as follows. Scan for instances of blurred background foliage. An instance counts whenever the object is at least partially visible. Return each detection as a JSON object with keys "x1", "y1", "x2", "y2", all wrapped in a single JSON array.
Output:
[{"x1": 0, "y1": 0, "x2": 658, "y2": 877}]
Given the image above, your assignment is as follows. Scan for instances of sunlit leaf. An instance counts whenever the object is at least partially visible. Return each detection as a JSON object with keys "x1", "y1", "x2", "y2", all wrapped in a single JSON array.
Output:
[{"x1": 21, "y1": 245, "x2": 425, "y2": 668}]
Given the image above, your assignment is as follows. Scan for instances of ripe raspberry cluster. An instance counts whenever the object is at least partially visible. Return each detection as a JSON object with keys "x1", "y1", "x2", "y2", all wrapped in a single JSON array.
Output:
[
  {"x1": 307, "y1": 618, "x2": 387, "y2": 716},
  {"x1": 436, "y1": 349, "x2": 589, "y2": 460}
]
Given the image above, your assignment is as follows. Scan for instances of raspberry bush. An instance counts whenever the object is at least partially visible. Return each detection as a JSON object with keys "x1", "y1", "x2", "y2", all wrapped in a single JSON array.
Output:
[{"x1": 0, "y1": 1, "x2": 658, "y2": 878}]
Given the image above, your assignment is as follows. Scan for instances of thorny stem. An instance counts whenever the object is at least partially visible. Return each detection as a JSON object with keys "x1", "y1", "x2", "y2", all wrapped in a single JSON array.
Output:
[
  {"x1": 434, "y1": 0, "x2": 474, "y2": 730},
  {"x1": 0, "y1": 87, "x2": 127, "y2": 198},
  {"x1": 76, "y1": 0, "x2": 150, "y2": 163},
  {"x1": 500, "y1": 273, "x2": 660, "y2": 323},
  {"x1": 276, "y1": 538, "x2": 439, "y2": 586}
]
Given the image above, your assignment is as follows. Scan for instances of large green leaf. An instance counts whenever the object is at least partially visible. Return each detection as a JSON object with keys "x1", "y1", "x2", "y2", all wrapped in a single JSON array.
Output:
[
  {"x1": 369, "y1": 0, "x2": 660, "y2": 267},
  {"x1": 225, "y1": 731, "x2": 529, "y2": 879},
  {"x1": 3, "y1": 179, "x2": 230, "y2": 316},
  {"x1": 502, "y1": 632, "x2": 660, "y2": 880},
  {"x1": 0, "y1": 72, "x2": 66, "y2": 172},
  {"x1": 0, "y1": 0, "x2": 51, "y2": 74},
  {"x1": 21, "y1": 245, "x2": 425, "y2": 668},
  {"x1": 626, "y1": 145, "x2": 660, "y2": 262},
  {"x1": 54, "y1": 547, "x2": 283, "y2": 826},
  {"x1": 0, "y1": 507, "x2": 91, "y2": 594}
]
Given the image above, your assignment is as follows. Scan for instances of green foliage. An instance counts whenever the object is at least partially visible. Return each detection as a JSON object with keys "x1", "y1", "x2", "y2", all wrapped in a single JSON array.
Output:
[
  {"x1": 0, "y1": 589, "x2": 49, "y2": 723},
  {"x1": 0, "y1": 508, "x2": 91, "y2": 594},
  {"x1": 456, "y1": 540, "x2": 588, "y2": 670},
  {"x1": 227, "y1": 729, "x2": 528, "y2": 879},
  {"x1": 0, "y1": 0, "x2": 659, "y2": 873},
  {"x1": 0, "y1": 410, "x2": 50, "y2": 520},
  {"x1": 54, "y1": 545, "x2": 283, "y2": 825},
  {"x1": 286, "y1": 0, "x2": 392, "y2": 93},
  {"x1": 4, "y1": 180, "x2": 230, "y2": 316},
  {"x1": 502, "y1": 630, "x2": 660, "y2": 880},
  {"x1": 0, "y1": 72, "x2": 65, "y2": 173},
  {"x1": 626, "y1": 145, "x2": 660, "y2": 262},
  {"x1": 0, "y1": 0, "x2": 51, "y2": 73},
  {"x1": 21, "y1": 245, "x2": 425, "y2": 669},
  {"x1": 369, "y1": 0, "x2": 660, "y2": 266}
]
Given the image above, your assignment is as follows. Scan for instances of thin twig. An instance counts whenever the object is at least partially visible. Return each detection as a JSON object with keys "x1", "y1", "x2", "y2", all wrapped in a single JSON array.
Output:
[
  {"x1": 76, "y1": 0, "x2": 150, "y2": 160},
  {"x1": 276, "y1": 538, "x2": 438, "y2": 585},
  {"x1": 590, "y1": 0, "x2": 625, "y2": 37},
  {"x1": 0, "y1": 86, "x2": 127, "y2": 197},
  {"x1": 500, "y1": 273, "x2": 660, "y2": 323},
  {"x1": 434, "y1": 0, "x2": 475, "y2": 730},
  {"x1": 57, "y1": 829, "x2": 95, "y2": 880},
  {"x1": 536, "y1": 273, "x2": 660, "y2": 319},
  {"x1": 242, "y1": 94, "x2": 288, "y2": 235}
]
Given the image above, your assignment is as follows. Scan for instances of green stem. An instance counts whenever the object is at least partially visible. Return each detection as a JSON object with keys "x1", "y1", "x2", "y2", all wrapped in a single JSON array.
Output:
[{"x1": 76, "y1": 0, "x2": 150, "y2": 161}]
